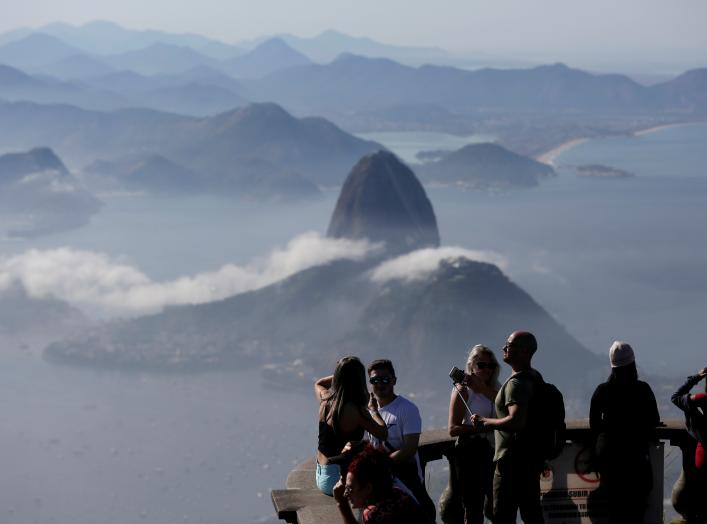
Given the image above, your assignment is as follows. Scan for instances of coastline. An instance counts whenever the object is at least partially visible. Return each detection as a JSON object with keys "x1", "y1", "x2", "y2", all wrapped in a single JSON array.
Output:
[
  {"x1": 536, "y1": 138, "x2": 589, "y2": 166},
  {"x1": 536, "y1": 120, "x2": 706, "y2": 166},
  {"x1": 633, "y1": 121, "x2": 704, "y2": 137}
]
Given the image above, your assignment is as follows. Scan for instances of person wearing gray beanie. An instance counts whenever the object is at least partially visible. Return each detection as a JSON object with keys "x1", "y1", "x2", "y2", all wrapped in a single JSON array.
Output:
[
  {"x1": 589, "y1": 341, "x2": 660, "y2": 523},
  {"x1": 609, "y1": 341, "x2": 635, "y2": 368}
]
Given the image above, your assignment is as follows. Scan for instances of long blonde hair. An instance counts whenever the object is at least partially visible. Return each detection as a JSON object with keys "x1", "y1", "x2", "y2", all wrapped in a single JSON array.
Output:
[{"x1": 466, "y1": 344, "x2": 501, "y2": 390}]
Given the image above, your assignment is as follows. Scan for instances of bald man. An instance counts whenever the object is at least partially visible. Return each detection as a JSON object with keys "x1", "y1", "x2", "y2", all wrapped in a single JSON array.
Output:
[{"x1": 473, "y1": 331, "x2": 545, "y2": 524}]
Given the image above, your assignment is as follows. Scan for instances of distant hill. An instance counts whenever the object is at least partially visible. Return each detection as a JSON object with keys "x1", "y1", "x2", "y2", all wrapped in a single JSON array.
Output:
[
  {"x1": 223, "y1": 38, "x2": 312, "y2": 78},
  {"x1": 240, "y1": 29, "x2": 454, "y2": 66},
  {"x1": 79, "y1": 67, "x2": 250, "y2": 116},
  {"x1": 82, "y1": 153, "x2": 201, "y2": 194},
  {"x1": 0, "y1": 33, "x2": 83, "y2": 69},
  {"x1": 104, "y1": 42, "x2": 219, "y2": 75},
  {"x1": 342, "y1": 257, "x2": 600, "y2": 393},
  {"x1": 0, "y1": 147, "x2": 101, "y2": 237},
  {"x1": 0, "y1": 20, "x2": 243, "y2": 58},
  {"x1": 78, "y1": 69, "x2": 158, "y2": 92},
  {"x1": 327, "y1": 151, "x2": 439, "y2": 253},
  {"x1": 166, "y1": 65, "x2": 249, "y2": 94},
  {"x1": 0, "y1": 64, "x2": 46, "y2": 89},
  {"x1": 81, "y1": 66, "x2": 248, "y2": 97},
  {"x1": 168, "y1": 103, "x2": 382, "y2": 187},
  {"x1": 135, "y1": 84, "x2": 248, "y2": 116},
  {"x1": 0, "y1": 101, "x2": 381, "y2": 197},
  {"x1": 350, "y1": 103, "x2": 473, "y2": 133},
  {"x1": 35, "y1": 53, "x2": 116, "y2": 80},
  {"x1": 84, "y1": 151, "x2": 321, "y2": 200},
  {"x1": 415, "y1": 142, "x2": 556, "y2": 189},
  {"x1": 0, "y1": 146, "x2": 69, "y2": 180},
  {"x1": 0, "y1": 61, "x2": 249, "y2": 117},
  {"x1": 0, "y1": 64, "x2": 129, "y2": 111},
  {"x1": 652, "y1": 68, "x2": 707, "y2": 114}
]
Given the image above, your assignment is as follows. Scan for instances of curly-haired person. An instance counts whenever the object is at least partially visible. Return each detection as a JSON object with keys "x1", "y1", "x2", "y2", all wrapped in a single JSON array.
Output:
[{"x1": 333, "y1": 444, "x2": 424, "y2": 524}]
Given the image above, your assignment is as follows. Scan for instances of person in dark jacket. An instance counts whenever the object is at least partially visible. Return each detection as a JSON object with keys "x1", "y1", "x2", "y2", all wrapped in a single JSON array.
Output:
[
  {"x1": 670, "y1": 366, "x2": 707, "y2": 523},
  {"x1": 589, "y1": 341, "x2": 660, "y2": 524}
]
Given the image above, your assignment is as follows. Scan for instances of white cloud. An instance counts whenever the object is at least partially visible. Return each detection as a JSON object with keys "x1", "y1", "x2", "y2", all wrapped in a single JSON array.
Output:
[
  {"x1": 0, "y1": 232, "x2": 379, "y2": 318},
  {"x1": 369, "y1": 246, "x2": 508, "y2": 283}
]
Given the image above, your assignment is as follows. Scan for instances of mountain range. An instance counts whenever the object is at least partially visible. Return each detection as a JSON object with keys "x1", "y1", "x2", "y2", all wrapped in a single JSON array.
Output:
[
  {"x1": 0, "y1": 21, "x2": 463, "y2": 67},
  {"x1": 44, "y1": 151, "x2": 602, "y2": 397},
  {"x1": 250, "y1": 57, "x2": 707, "y2": 116},
  {"x1": 0, "y1": 20, "x2": 244, "y2": 58},
  {"x1": 1, "y1": 27, "x2": 705, "y2": 123},
  {"x1": 221, "y1": 38, "x2": 312, "y2": 78},
  {"x1": 0, "y1": 101, "x2": 382, "y2": 198}
]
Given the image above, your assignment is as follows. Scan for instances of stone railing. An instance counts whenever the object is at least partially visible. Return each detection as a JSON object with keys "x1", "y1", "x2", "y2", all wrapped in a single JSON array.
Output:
[{"x1": 271, "y1": 420, "x2": 691, "y2": 524}]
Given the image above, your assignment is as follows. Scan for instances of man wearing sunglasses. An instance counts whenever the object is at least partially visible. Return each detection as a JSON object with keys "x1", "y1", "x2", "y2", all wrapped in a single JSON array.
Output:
[
  {"x1": 472, "y1": 331, "x2": 545, "y2": 524},
  {"x1": 365, "y1": 359, "x2": 436, "y2": 523}
]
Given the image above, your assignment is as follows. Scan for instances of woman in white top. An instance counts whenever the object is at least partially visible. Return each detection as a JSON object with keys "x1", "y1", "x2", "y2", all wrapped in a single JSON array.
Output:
[{"x1": 448, "y1": 344, "x2": 500, "y2": 524}]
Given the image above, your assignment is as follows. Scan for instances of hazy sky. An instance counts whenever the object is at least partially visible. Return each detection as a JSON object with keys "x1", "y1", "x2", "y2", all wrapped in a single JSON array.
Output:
[{"x1": 1, "y1": 0, "x2": 706, "y2": 58}]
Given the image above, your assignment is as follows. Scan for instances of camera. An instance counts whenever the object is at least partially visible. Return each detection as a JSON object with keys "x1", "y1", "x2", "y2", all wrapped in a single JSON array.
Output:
[
  {"x1": 449, "y1": 366, "x2": 466, "y2": 384},
  {"x1": 448, "y1": 366, "x2": 476, "y2": 418}
]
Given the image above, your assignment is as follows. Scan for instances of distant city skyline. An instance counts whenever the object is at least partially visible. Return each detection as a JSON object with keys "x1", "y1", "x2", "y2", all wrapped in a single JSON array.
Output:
[{"x1": 0, "y1": 0, "x2": 706, "y2": 72}]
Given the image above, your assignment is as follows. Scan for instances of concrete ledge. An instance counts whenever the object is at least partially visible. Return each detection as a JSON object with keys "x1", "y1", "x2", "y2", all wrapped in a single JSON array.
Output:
[
  {"x1": 271, "y1": 488, "x2": 334, "y2": 523},
  {"x1": 287, "y1": 459, "x2": 317, "y2": 489},
  {"x1": 272, "y1": 420, "x2": 688, "y2": 524}
]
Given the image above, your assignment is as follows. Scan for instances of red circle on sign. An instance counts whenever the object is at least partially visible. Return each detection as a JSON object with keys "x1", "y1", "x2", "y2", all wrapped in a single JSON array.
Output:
[{"x1": 574, "y1": 447, "x2": 600, "y2": 484}]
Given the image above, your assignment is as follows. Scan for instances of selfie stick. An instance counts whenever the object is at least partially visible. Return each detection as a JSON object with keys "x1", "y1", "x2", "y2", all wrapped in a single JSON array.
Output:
[{"x1": 452, "y1": 380, "x2": 476, "y2": 420}]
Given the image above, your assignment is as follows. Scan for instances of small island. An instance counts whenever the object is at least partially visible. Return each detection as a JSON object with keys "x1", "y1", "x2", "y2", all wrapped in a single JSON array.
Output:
[{"x1": 575, "y1": 164, "x2": 635, "y2": 179}]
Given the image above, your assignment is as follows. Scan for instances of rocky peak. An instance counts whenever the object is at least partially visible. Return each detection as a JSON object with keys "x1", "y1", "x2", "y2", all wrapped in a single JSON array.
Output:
[{"x1": 327, "y1": 150, "x2": 440, "y2": 254}]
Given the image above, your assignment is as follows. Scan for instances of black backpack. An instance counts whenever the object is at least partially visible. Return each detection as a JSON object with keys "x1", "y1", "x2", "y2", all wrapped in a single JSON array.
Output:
[{"x1": 517, "y1": 371, "x2": 566, "y2": 461}]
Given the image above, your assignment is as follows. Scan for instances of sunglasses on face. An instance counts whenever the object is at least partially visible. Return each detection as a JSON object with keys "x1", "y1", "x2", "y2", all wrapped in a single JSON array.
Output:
[
  {"x1": 370, "y1": 376, "x2": 393, "y2": 385},
  {"x1": 476, "y1": 362, "x2": 497, "y2": 370}
]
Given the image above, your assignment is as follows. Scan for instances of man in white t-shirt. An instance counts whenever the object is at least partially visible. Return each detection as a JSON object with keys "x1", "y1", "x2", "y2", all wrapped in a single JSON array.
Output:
[{"x1": 365, "y1": 359, "x2": 435, "y2": 523}]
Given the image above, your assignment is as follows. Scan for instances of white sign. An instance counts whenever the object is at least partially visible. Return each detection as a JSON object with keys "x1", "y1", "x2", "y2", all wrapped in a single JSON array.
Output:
[{"x1": 539, "y1": 442, "x2": 664, "y2": 523}]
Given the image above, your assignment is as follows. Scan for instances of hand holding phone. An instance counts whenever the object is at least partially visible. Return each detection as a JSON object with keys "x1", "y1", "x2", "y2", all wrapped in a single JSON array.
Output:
[{"x1": 449, "y1": 366, "x2": 466, "y2": 384}]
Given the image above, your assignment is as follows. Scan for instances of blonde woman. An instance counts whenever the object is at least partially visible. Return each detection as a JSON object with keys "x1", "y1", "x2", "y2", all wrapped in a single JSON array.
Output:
[{"x1": 448, "y1": 344, "x2": 500, "y2": 524}]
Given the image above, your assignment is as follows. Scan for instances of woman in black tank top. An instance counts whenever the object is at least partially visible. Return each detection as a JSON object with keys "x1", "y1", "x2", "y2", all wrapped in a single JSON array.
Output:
[{"x1": 314, "y1": 356, "x2": 388, "y2": 495}]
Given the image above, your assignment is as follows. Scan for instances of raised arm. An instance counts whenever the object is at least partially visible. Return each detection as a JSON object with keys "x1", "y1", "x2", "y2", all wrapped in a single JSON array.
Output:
[
  {"x1": 333, "y1": 480, "x2": 358, "y2": 524},
  {"x1": 314, "y1": 375, "x2": 333, "y2": 401},
  {"x1": 358, "y1": 403, "x2": 388, "y2": 441},
  {"x1": 671, "y1": 368, "x2": 707, "y2": 411}
]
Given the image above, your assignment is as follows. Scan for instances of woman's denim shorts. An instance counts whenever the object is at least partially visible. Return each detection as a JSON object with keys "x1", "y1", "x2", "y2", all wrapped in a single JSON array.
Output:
[{"x1": 315, "y1": 462, "x2": 341, "y2": 496}]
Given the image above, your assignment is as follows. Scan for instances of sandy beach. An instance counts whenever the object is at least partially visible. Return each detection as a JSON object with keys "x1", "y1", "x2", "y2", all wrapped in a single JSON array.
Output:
[
  {"x1": 536, "y1": 120, "x2": 706, "y2": 166},
  {"x1": 536, "y1": 138, "x2": 589, "y2": 166},
  {"x1": 633, "y1": 121, "x2": 704, "y2": 137}
]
